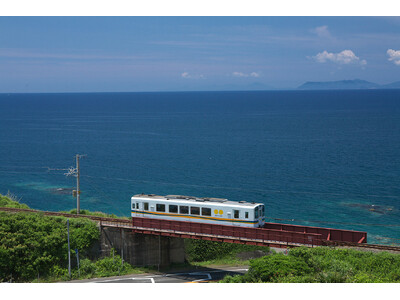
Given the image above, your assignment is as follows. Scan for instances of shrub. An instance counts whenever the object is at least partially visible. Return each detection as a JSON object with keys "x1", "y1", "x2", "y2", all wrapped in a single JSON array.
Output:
[
  {"x1": 220, "y1": 246, "x2": 400, "y2": 283},
  {"x1": 79, "y1": 258, "x2": 96, "y2": 277},
  {"x1": 245, "y1": 253, "x2": 313, "y2": 282},
  {"x1": 94, "y1": 250, "x2": 134, "y2": 277},
  {"x1": 220, "y1": 274, "x2": 247, "y2": 283},
  {"x1": 0, "y1": 211, "x2": 99, "y2": 282},
  {"x1": 185, "y1": 239, "x2": 269, "y2": 262},
  {"x1": 0, "y1": 193, "x2": 29, "y2": 209}
]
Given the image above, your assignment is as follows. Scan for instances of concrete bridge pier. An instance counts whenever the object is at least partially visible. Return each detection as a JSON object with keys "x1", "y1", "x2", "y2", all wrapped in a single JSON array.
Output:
[{"x1": 99, "y1": 226, "x2": 186, "y2": 267}]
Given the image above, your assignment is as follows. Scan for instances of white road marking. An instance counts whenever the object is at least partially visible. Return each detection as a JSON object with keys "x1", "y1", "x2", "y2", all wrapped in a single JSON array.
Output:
[
  {"x1": 91, "y1": 268, "x2": 248, "y2": 283},
  {"x1": 186, "y1": 273, "x2": 212, "y2": 283}
]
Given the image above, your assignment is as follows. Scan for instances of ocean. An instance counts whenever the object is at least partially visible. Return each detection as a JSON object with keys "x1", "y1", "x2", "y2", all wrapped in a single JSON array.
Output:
[{"x1": 0, "y1": 90, "x2": 399, "y2": 244}]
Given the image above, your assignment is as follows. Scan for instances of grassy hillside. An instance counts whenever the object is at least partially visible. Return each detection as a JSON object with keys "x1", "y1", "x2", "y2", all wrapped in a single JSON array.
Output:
[
  {"x1": 3, "y1": 193, "x2": 399, "y2": 283},
  {"x1": 185, "y1": 239, "x2": 269, "y2": 266},
  {"x1": 0, "y1": 193, "x2": 29, "y2": 209},
  {"x1": 221, "y1": 246, "x2": 400, "y2": 283},
  {"x1": 0, "y1": 194, "x2": 139, "y2": 282}
]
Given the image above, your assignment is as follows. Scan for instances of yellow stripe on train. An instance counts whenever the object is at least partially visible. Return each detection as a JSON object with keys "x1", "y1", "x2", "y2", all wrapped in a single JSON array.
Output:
[{"x1": 131, "y1": 210, "x2": 258, "y2": 224}]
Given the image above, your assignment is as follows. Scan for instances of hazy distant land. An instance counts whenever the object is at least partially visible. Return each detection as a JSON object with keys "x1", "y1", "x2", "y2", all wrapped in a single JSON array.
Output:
[{"x1": 298, "y1": 79, "x2": 400, "y2": 90}]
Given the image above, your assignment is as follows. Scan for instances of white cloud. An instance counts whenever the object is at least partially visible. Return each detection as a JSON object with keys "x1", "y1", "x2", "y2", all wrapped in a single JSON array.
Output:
[
  {"x1": 181, "y1": 72, "x2": 190, "y2": 78},
  {"x1": 232, "y1": 71, "x2": 260, "y2": 78},
  {"x1": 312, "y1": 50, "x2": 367, "y2": 65},
  {"x1": 181, "y1": 72, "x2": 204, "y2": 79},
  {"x1": 387, "y1": 49, "x2": 400, "y2": 65},
  {"x1": 313, "y1": 25, "x2": 331, "y2": 38}
]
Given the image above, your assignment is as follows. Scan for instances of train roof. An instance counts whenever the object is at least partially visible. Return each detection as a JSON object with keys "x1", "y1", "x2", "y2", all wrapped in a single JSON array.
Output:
[{"x1": 132, "y1": 193, "x2": 262, "y2": 208}]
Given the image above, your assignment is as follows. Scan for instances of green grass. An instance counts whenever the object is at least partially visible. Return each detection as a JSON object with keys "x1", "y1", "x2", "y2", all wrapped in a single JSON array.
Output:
[
  {"x1": 61, "y1": 208, "x2": 124, "y2": 219},
  {"x1": 31, "y1": 252, "x2": 150, "y2": 282},
  {"x1": 191, "y1": 256, "x2": 253, "y2": 267},
  {"x1": 220, "y1": 246, "x2": 400, "y2": 283},
  {"x1": 0, "y1": 193, "x2": 29, "y2": 209},
  {"x1": 185, "y1": 239, "x2": 270, "y2": 268},
  {"x1": 13, "y1": 194, "x2": 398, "y2": 283},
  {"x1": 0, "y1": 194, "x2": 145, "y2": 282}
]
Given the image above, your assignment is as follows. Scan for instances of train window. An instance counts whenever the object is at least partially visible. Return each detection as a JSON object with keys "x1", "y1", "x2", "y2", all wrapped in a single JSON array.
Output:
[
  {"x1": 234, "y1": 210, "x2": 239, "y2": 218},
  {"x1": 245, "y1": 212, "x2": 249, "y2": 218},
  {"x1": 202, "y1": 207, "x2": 211, "y2": 216},
  {"x1": 261, "y1": 205, "x2": 265, "y2": 216},
  {"x1": 132, "y1": 203, "x2": 135, "y2": 210},
  {"x1": 255, "y1": 208, "x2": 259, "y2": 218},
  {"x1": 169, "y1": 205, "x2": 178, "y2": 213},
  {"x1": 136, "y1": 203, "x2": 139, "y2": 210},
  {"x1": 191, "y1": 206, "x2": 200, "y2": 215},
  {"x1": 144, "y1": 202, "x2": 149, "y2": 211},
  {"x1": 156, "y1": 204, "x2": 165, "y2": 212},
  {"x1": 180, "y1": 206, "x2": 189, "y2": 214}
]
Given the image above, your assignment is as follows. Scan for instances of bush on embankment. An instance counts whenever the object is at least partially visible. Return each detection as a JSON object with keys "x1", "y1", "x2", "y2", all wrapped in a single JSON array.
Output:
[
  {"x1": 220, "y1": 246, "x2": 400, "y2": 283},
  {"x1": 185, "y1": 239, "x2": 269, "y2": 263},
  {"x1": 0, "y1": 193, "x2": 29, "y2": 209},
  {"x1": 0, "y1": 211, "x2": 100, "y2": 282},
  {"x1": 0, "y1": 195, "x2": 145, "y2": 282}
]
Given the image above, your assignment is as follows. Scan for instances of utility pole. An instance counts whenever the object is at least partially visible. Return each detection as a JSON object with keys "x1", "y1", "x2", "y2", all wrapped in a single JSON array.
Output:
[
  {"x1": 67, "y1": 219, "x2": 71, "y2": 278},
  {"x1": 65, "y1": 154, "x2": 85, "y2": 214},
  {"x1": 76, "y1": 154, "x2": 81, "y2": 214}
]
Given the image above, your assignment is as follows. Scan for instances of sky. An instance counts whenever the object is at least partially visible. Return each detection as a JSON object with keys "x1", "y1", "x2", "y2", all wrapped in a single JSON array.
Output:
[{"x1": 0, "y1": 16, "x2": 400, "y2": 93}]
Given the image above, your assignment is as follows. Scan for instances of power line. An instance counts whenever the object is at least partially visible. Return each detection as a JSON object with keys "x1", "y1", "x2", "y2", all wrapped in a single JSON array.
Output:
[
  {"x1": 1, "y1": 164, "x2": 399, "y2": 200},
  {"x1": 269, "y1": 217, "x2": 400, "y2": 227},
  {"x1": 0, "y1": 165, "x2": 49, "y2": 169},
  {"x1": 83, "y1": 175, "x2": 127, "y2": 217},
  {"x1": 81, "y1": 173, "x2": 400, "y2": 200},
  {"x1": 1, "y1": 164, "x2": 399, "y2": 225},
  {"x1": 0, "y1": 170, "x2": 48, "y2": 175},
  {"x1": 82, "y1": 164, "x2": 400, "y2": 199}
]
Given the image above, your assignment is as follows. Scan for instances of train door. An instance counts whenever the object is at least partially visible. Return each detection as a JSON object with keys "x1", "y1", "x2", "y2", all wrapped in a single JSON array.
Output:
[
  {"x1": 227, "y1": 211, "x2": 232, "y2": 225},
  {"x1": 131, "y1": 200, "x2": 136, "y2": 217},
  {"x1": 132, "y1": 201, "x2": 141, "y2": 217},
  {"x1": 233, "y1": 209, "x2": 240, "y2": 226},
  {"x1": 258, "y1": 205, "x2": 265, "y2": 227},
  {"x1": 136, "y1": 202, "x2": 142, "y2": 217}
]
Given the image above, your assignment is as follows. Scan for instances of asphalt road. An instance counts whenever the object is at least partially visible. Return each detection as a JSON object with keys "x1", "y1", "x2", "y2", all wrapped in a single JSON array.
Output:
[{"x1": 71, "y1": 266, "x2": 249, "y2": 283}]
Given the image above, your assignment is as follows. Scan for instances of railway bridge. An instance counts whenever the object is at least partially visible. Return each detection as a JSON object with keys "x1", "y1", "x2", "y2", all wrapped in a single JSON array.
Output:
[{"x1": 2, "y1": 207, "x2": 398, "y2": 268}]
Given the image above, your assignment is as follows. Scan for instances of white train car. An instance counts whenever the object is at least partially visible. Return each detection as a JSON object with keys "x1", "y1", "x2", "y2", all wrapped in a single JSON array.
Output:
[{"x1": 131, "y1": 194, "x2": 265, "y2": 228}]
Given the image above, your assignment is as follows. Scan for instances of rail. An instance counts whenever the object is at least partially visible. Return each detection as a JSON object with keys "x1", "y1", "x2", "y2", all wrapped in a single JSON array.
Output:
[
  {"x1": 100, "y1": 220, "x2": 318, "y2": 248},
  {"x1": 0, "y1": 206, "x2": 131, "y2": 223},
  {"x1": 1, "y1": 206, "x2": 399, "y2": 252},
  {"x1": 131, "y1": 217, "x2": 323, "y2": 247}
]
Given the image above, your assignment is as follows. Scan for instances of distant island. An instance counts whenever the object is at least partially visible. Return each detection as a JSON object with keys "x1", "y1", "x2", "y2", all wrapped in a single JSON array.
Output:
[{"x1": 298, "y1": 79, "x2": 400, "y2": 90}]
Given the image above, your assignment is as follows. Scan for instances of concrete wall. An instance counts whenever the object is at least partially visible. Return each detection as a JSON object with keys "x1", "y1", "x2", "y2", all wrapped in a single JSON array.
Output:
[{"x1": 98, "y1": 226, "x2": 186, "y2": 267}]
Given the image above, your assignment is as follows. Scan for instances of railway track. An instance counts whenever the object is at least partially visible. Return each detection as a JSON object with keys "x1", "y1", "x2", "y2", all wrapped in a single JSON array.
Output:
[
  {"x1": 0, "y1": 206, "x2": 131, "y2": 223},
  {"x1": 1, "y1": 206, "x2": 399, "y2": 252}
]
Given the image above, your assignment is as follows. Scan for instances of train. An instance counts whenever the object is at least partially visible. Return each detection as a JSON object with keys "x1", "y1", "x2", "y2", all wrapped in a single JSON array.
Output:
[{"x1": 131, "y1": 193, "x2": 265, "y2": 228}]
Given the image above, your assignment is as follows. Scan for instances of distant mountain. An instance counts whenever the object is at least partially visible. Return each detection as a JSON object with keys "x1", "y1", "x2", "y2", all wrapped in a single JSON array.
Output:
[
  {"x1": 298, "y1": 79, "x2": 380, "y2": 90},
  {"x1": 381, "y1": 81, "x2": 400, "y2": 89}
]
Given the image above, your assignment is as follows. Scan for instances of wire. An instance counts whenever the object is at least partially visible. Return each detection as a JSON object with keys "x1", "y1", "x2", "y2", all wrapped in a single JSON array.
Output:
[
  {"x1": 2, "y1": 168, "x2": 400, "y2": 227},
  {"x1": 0, "y1": 165, "x2": 49, "y2": 169},
  {"x1": 82, "y1": 175, "x2": 127, "y2": 217},
  {"x1": 81, "y1": 173, "x2": 400, "y2": 200},
  {"x1": 0, "y1": 170, "x2": 48, "y2": 175},
  {"x1": 269, "y1": 217, "x2": 400, "y2": 227},
  {"x1": 2, "y1": 165, "x2": 398, "y2": 200}
]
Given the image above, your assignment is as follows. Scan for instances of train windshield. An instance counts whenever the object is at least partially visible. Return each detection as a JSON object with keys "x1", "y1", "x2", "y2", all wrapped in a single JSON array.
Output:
[{"x1": 255, "y1": 205, "x2": 264, "y2": 219}]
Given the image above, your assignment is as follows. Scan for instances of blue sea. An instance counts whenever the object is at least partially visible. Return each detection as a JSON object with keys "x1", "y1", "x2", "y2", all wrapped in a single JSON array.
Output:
[{"x1": 0, "y1": 90, "x2": 399, "y2": 245}]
